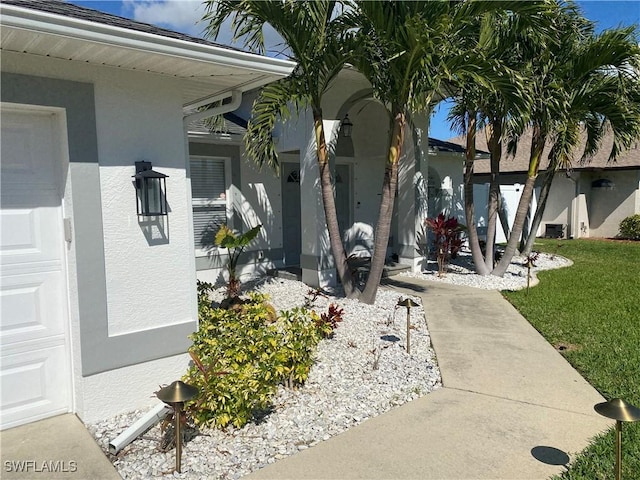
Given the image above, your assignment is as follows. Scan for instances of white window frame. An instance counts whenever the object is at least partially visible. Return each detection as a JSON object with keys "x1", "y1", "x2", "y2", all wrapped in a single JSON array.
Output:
[{"x1": 190, "y1": 155, "x2": 232, "y2": 256}]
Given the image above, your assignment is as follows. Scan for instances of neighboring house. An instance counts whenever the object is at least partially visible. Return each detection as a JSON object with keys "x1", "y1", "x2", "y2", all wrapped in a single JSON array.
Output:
[
  {"x1": 0, "y1": 0, "x2": 465, "y2": 429},
  {"x1": 449, "y1": 128, "x2": 640, "y2": 242},
  {"x1": 0, "y1": 0, "x2": 293, "y2": 429}
]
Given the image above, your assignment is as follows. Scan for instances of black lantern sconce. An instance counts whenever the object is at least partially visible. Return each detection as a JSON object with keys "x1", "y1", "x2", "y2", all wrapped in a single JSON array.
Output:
[
  {"x1": 133, "y1": 161, "x2": 168, "y2": 216},
  {"x1": 340, "y1": 114, "x2": 353, "y2": 138}
]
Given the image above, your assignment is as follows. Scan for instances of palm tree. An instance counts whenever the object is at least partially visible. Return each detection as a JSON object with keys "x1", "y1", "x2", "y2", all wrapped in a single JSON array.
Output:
[
  {"x1": 346, "y1": 0, "x2": 554, "y2": 302},
  {"x1": 444, "y1": 3, "x2": 558, "y2": 275},
  {"x1": 491, "y1": 3, "x2": 594, "y2": 276},
  {"x1": 520, "y1": 26, "x2": 640, "y2": 256},
  {"x1": 202, "y1": 0, "x2": 360, "y2": 297}
]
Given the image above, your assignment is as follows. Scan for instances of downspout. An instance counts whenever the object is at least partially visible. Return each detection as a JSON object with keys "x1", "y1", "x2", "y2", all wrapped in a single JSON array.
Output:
[
  {"x1": 566, "y1": 171, "x2": 578, "y2": 239},
  {"x1": 182, "y1": 89, "x2": 243, "y2": 328}
]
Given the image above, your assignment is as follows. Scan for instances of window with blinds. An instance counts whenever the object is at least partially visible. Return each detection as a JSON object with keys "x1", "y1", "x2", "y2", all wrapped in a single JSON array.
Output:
[{"x1": 190, "y1": 157, "x2": 228, "y2": 252}]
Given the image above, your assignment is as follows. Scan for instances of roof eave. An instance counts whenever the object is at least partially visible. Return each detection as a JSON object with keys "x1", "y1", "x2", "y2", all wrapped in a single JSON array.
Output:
[{"x1": 0, "y1": 3, "x2": 296, "y2": 79}]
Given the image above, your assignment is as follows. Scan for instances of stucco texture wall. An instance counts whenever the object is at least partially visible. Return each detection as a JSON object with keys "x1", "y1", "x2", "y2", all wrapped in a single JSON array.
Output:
[{"x1": 589, "y1": 170, "x2": 640, "y2": 238}]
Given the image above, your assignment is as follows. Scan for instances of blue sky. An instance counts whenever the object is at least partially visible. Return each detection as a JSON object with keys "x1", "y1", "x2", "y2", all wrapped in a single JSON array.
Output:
[{"x1": 69, "y1": 0, "x2": 639, "y2": 139}]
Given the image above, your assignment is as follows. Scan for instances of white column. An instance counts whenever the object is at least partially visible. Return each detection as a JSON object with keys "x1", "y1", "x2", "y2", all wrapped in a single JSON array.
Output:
[
  {"x1": 300, "y1": 117, "x2": 341, "y2": 287},
  {"x1": 396, "y1": 113, "x2": 429, "y2": 272}
]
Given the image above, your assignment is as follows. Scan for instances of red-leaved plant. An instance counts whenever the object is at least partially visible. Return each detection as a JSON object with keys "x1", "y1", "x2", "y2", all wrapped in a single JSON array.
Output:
[{"x1": 424, "y1": 214, "x2": 466, "y2": 277}]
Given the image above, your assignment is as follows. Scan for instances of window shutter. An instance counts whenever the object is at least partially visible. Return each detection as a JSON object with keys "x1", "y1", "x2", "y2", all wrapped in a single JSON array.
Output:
[
  {"x1": 190, "y1": 158, "x2": 227, "y2": 251},
  {"x1": 190, "y1": 158, "x2": 226, "y2": 201}
]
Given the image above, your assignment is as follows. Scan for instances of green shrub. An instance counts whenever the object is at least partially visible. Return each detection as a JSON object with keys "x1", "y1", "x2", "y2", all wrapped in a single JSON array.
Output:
[
  {"x1": 183, "y1": 285, "x2": 323, "y2": 429},
  {"x1": 619, "y1": 214, "x2": 640, "y2": 240}
]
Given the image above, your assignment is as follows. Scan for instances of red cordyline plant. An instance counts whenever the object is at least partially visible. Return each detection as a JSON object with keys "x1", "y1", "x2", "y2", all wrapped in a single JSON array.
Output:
[{"x1": 424, "y1": 214, "x2": 466, "y2": 277}]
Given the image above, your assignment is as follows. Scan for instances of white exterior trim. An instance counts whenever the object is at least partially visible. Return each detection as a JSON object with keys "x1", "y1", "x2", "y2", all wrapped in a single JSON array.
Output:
[{"x1": 0, "y1": 3, "x2": 295, "y2": 79}]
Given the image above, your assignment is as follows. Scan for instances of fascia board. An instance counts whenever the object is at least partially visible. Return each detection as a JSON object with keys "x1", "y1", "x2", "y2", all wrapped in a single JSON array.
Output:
[{"x1": 1, "y1": 4, "x2": 295, "y2": 78}]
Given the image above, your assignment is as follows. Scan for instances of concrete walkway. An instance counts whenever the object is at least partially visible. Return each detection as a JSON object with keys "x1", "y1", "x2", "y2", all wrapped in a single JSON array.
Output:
[
  {"x1": 0, "y1": 414, "x2": 121, "y2": 479},
  {"x1": 247, "y1": 277, "x2": 612, "y2": 480}
]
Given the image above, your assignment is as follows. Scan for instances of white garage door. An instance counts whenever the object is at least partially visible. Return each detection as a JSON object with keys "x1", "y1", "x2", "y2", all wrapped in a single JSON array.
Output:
[{"x1": 1, "y1": 107, "x2": 72, "y2": 430}]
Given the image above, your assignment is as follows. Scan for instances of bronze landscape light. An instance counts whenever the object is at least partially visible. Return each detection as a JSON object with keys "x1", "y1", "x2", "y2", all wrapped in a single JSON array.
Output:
[
  {"x1": 594, "y1": 398, "x2": 640, "y2": 480},
  {"x1": 156, "y1": 380, "x2": 199, "y2": 473},
  {"x1": 397, "y1": 297, "x2": 419, "y2": 354}
]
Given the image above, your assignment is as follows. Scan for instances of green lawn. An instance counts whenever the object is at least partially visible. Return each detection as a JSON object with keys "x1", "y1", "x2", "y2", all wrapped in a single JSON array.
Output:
[{"x1": 503, "y1": 239, "x2": 640, "y2": 479}]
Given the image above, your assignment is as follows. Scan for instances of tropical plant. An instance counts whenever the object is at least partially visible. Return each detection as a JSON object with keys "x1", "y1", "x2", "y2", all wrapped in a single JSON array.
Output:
[
  {"x1": 203, "y1": 0, "x2": 359, "y2": 298},
  {"x1": 184, "y1": 289, "x2": 323, "y2": 428},
  {"x1": 493, "y1": 7, "x2": 640, "y2": 275},
  {"x1": 424, "y1": 214, "x2": 466, "y2": 277},
  {"x1": 619, "y1": 214, "x2": 640, "y2": 240},
  {"x1": 214, "y1": 224, "x2": 262, "y2": 299}
]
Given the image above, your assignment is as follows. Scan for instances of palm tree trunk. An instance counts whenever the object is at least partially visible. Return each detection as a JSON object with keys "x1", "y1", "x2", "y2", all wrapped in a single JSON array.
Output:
[
  {"x1": 498, "y1": 191, "x2": 510, "y2": 240},
  {"x1": 360, "y1": 109, "x2": 404, "y2": 304},
  {"x1": 313, "y1": 111, "x2": 358, "y2": 298},
  {"x1": 492, "y1": 126, "x2": 545, "y2": 277},
  {"x1": 522, "y1": 167, "x2": 555, "y2": 256},
  {"x1": 463, "y1": 112, "x2": 491, "y2": 276},
  {"x1": 484, "y1": 119, "x2": 502, "y2": 269}
]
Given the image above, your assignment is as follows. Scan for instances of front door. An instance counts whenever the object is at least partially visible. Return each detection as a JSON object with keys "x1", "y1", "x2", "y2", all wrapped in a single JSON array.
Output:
[
  {"x1": 0, "y1": 107, "x2": 73, "y2": 430},
  {"x1": 281, "y1": 163, "x2": 301, "y2": 266},
  {"x1": 335, "y1": 164, "x2": 351, "y2": 238}
]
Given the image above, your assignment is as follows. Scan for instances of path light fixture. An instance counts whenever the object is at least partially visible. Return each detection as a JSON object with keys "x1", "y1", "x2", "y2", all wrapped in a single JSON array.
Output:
[
  {"x1": 396, "y1": 297, "x2": 419, "y2": 354},
  {"x1": 340, "y1": 114, "x2": 353, "y2": 137},
  {"x1": 156, "y1": 380, "x2": 199, "y2": 473},
  {"x1": 134, "y1": 161, "x2": 168, "y2": 216},
  {"x1": 594, "y1": 398, "x2": 640, "y2": 480}
]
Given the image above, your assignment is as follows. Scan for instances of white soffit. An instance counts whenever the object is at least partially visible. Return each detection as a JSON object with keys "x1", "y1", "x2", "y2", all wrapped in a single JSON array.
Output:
[{"x1": 0, "y1": 3, "x2": 295, "y2": 106}]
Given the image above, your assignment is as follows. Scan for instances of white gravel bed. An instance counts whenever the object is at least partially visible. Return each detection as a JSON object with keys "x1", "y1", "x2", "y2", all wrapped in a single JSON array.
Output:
[
  {"x1": 401, "y1": 249, "x2": 572, "y2": 291},
  {"x1": 88, "y1": 278, "x2": 441, "y2": 479}
]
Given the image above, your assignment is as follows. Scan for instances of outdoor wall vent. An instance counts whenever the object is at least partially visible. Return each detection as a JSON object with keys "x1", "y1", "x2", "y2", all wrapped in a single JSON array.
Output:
[{"x1": 591, "y1": 178, "x2": 615, "y2": 190}]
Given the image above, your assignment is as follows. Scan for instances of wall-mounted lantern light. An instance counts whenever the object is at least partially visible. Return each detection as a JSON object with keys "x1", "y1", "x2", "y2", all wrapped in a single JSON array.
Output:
[
  {"x1": 340, "y1": 114, "x2": 353, "y2": 138},
  {"x1": 591, "y1": 178, "x2": 615, "y2": 190},
  {"x1": 134, "y1": 161, "x2": 168, "y2": 216}
]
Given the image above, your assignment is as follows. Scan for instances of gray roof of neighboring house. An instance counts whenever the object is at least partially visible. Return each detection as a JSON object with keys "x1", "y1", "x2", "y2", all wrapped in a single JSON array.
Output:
[
  {"x1": 3, "y1": 0, "x2": 242, "y2": 51},
  {"x1": 447, "y1": 127, "x2": 640, "y2": 173}
]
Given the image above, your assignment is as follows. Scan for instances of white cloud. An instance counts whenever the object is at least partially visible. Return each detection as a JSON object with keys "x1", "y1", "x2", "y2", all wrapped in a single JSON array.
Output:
[
  {"x1": 122, "y1": 0, "x2": 288, "y2": 58},
  {"x1": 122, "y1": 0, "x2": 207, "y2": 37}
]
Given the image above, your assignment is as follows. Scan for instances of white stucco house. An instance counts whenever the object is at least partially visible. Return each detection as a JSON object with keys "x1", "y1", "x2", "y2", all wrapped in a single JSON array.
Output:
[
  {"x1": 0, "y1": 0, "x2": 295, "y2": 429},
  {"x1": 449, "y1": 128, "x2": 640, "y2": 243},
  {"x1": 0, "y1": 0, "x2": 462, "y2": 429}
]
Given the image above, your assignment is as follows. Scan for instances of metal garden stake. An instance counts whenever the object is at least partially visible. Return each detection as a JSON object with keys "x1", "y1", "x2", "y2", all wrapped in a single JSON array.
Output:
[
  {"x1": 157, "y1": 380, "x2": 199, "y2": 473},
  {"x1": 594, "y1": 398, "x2": 640, "y2": 480},
  {"x1": 397, "y1": 298, "x2": 419, "y2": 354}
]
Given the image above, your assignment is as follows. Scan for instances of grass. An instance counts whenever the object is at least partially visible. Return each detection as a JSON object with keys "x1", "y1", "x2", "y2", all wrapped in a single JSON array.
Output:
[{"x1": 502, "y1": 238, "x2": 640, "y2": 479}]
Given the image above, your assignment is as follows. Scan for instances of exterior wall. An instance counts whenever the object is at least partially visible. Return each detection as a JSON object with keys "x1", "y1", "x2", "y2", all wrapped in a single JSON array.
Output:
[
  {"x1": 541, "y1": 174, "x2": 575, "y2": 237},
  {"x1": 2, "y1": 51, "x2": 196, "y2": 422},
  {"x1": 588, "y1": 170, "x2": 640, "y2": 238}
]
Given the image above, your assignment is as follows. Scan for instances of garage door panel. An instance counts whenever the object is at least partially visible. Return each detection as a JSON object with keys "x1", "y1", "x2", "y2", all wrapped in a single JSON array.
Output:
[
  {"x1": 1, "y1": 110, "x2": 57, "y2": 187},
  {"x1": 1, "y1": 270, "x2": 67, "y2": 345},
  {"x1": 0, "y1": 202, "x2": 63, "y2": 264},
  {"x1": 0, "y1": 345, "x2": 71, "y2": 430}
]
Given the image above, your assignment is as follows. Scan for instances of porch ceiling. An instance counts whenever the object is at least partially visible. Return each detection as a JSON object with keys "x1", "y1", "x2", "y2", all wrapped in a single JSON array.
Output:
[{"x1": 0, "y1": 2, "x2": 295, "y2": 108}]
